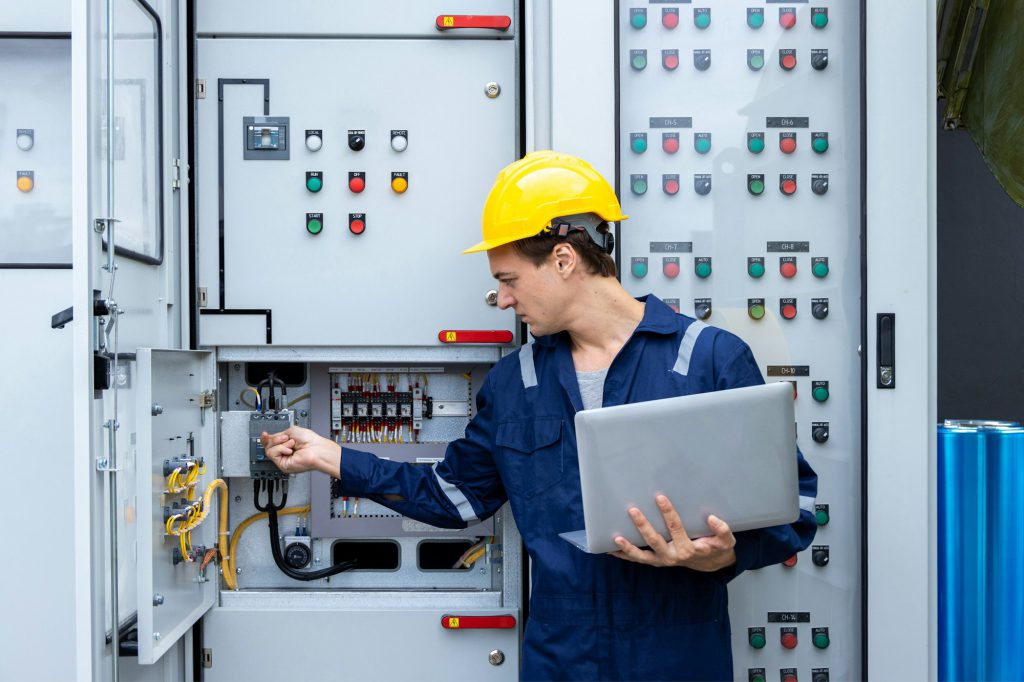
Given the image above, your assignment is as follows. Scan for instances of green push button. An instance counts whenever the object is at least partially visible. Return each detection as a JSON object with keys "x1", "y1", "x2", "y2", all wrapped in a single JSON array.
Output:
[
  {"x1": 748, "y1": 12, "x2": 764, "y2": 29},
  {"x1": 695, "y1": 137, "x2": 711, "y2": 154},
  {"x1": 748, "y1": 136, "x2": 765, "y2": 154},
  {"x1": 748, "y1": 178, "x2": 765, "y2": 195},
  {"x1": 813, "y1": 632, "x2": 831, "y2": 649},
  {"x1": 749, "y1": 632, "x2": 766, "y2": 649},
  {"x1": 813, "y1": 137, "x2": 830, "y2": 154},
  {"x1": 306, "y1": 175, "x2": 323, "y2": 193},
  {"x1": 813, "y1": 11, "x2": 829, "y2": 29},
  {"x1": 748, "y1": 261, "x2": 765, "y2": 278},
  {"x1": 631, "y1": 177, "x2": 648, "y2": 195},
  {"x1": 816, "y1": 509, "x2": 831, "y2": 526},
  {"x1": 695, "y1": 261, "x2": 712, "y2": 279},
  {"x1": 813, "y1": 386, "x2": 830, "y2": 402},
  {"x1": 632, "y1": 260, "x2": 648, "y2": 278},
  {"x1": 306, "y1": 218, "x2": 323, "y2": 235},
  {"x1": 631, "y1": 53, "x2": 648, "y2": 70},
  {"x1": 813, "y1": 261, "x2": 830, "y2": 278},
  {"x1": 751, "y1": 675, "x2": 766, "y2": 682},
  {"x1": 631, "y1": 11, "x2": 647, "y2": 29},
  {"x1": 748, "y1": 303, "x2": 765, "y2": 320},
  {"x1": 749, "y1": 53, "x2": 765, "y2": 70},
  {"x1": 631, "y1": 137, "x2": 648, "y2": 154},
  {"x1": 694, "y1": 12, "x2": 711, "y2": 29}
]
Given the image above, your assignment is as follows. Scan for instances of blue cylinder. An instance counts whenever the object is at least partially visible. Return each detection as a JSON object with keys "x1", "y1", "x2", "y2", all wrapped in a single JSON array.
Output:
[{"x1": 938, "y1": 420, "x2": 1024, "y2": 681}]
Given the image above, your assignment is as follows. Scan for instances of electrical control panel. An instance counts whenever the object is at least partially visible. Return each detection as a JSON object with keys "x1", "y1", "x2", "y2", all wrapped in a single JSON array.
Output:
[
  {"x1": 615, "y1": 1, "x2": 861, "y2": 679},
  {"x1": 195, "y1": 17, "x2": 519, "y2": 347}
]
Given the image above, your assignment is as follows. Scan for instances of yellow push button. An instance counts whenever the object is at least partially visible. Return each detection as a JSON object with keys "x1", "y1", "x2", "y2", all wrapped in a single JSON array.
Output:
[
  {"x1": 17, "y1": 174, "x2": 34, "y2": 192},
  {"x1": 391, "y1": 174, "x2": 408, "y2": 194}
]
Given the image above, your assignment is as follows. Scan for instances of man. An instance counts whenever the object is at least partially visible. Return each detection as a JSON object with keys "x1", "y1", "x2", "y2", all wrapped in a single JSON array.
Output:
[{"x1": 262, "y1": 151, "x2": 818, "y2": 680}]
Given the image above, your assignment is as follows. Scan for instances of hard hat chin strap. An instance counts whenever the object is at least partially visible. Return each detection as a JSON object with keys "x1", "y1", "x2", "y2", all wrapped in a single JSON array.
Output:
[{"x1": 547, "y1": 213, "x2": 616, "y2": 255}]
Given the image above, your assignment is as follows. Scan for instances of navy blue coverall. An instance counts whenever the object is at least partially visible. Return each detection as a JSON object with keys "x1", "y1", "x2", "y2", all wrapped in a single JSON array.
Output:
[{"x1": 338, "y1": 295, "x2": 818, "y2": 681}]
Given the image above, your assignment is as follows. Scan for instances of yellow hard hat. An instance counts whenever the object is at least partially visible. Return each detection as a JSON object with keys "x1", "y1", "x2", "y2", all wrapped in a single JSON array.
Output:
[{"x1": 464, "y1": 150, "x2": 628, "y2": 254}]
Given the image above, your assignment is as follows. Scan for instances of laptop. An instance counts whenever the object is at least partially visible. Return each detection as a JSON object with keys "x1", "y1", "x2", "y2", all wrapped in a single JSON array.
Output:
[{"x1": 560, "y1": 381, "x2": 800, "y2": 554}]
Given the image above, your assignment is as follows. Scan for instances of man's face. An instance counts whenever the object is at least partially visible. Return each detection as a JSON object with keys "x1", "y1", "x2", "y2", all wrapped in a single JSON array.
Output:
[{"x1": 487, "y1": 244, "x2": 565, "y2": 336}]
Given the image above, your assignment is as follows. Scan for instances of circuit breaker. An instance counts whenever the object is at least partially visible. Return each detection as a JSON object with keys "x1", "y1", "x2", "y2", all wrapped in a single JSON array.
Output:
[{"x1": 613, "y1": 2, "x2": 861, "y2": 679}]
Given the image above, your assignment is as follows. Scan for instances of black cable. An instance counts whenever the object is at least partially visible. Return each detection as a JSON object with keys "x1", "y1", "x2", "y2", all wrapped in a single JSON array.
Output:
[{"x1": 253, "y1": 479, "x2": 357, "y2": 580}]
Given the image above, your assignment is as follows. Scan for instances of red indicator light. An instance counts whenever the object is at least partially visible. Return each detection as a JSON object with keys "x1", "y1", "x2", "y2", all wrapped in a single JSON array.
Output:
[
  {"x1": 663, "y1": 137, "x2": 680, "y2": 154},
  {"x1": 662, "y1": 10, "x2": 679, "y2": 29},
  {"x1": 349, "y1": 218, "x2": 365, "y2": 235},
  {"x1": 780, "y1": 261, "x2": 797, "y2": 278},
  {"x1": 781, "y1": 632, "x2": 799, "y2": 649},
  {"x1": 438, "y1": 330, "x2": 514, "y2": 344},
  {"x1": 436, "y1": 15, "x2": 512, "y2": 31},
  {"x1": 782, "y1": 304, "x2": 797, "y2": 320},
  {"x1": 663, "y1": 261, "x2": 681, "y2": 279},
  {"x1": 664, "y1": 178, "x2": 680, "y2": 195},
  {"x1": 781, "y1": 178, "x2": 797, "y2": 195},
  {"x1": 783, "y1": 554, "x2": 798, "y2": 567},
  {"x1": 663, "y1": 53, "x2": 680, "y2": 70},
  {"x1": 349, "y1": 176, "x2": 365, "y2": 193},
  {"x1": 441, "y1": 614, "x2": 517, "y2": 629},
  {"x1": 780, "y1": 137, "x2": 797, "y2": 154},
  {"x1": 781, "y1": 53, "x2": 797, "y2": 70},
  {"x1": 780, "y1": 12, "x2": 797, "y2": 29}
]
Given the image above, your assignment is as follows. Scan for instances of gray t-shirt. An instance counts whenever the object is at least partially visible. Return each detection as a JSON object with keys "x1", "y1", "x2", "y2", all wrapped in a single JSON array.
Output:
[{"x1": 576, "y1": 368, "x2": 609, "y2": 411}]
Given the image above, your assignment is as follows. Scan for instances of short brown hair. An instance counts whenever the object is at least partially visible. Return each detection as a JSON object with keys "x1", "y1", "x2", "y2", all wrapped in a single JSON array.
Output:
[{"x1": 511, "y1": 226, "x2": 617, "y2": 278}]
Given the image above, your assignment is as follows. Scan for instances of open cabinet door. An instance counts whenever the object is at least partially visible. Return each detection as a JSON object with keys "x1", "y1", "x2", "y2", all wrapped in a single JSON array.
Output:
[{"x1": 72, "y1": 0, "x2": 202, "y2": 675}]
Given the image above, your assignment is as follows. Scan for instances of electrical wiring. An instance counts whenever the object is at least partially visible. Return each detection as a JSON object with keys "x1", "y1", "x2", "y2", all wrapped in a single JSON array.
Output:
[
  {"x1": 453, "y1": 537, "x2": 493, "y2": 569},
  {"x1": 225, "y1": 505, "x2": 311, "y2": 589},
  {"x1": 239, "y1": 387, "x2": 262, "y2": 410},
  {"x1": 287, "y1": 392, "x2": 311, "y2": 407}
]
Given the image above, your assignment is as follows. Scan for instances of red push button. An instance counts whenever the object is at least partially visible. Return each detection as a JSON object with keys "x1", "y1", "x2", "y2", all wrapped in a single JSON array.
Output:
[
  {"x1": 662, "y1": 51, "x2": 680, "y2": 71},
  {"x1": 440, "y1": 614, "x2": 517, "y2": 628},
  {"x1": 663, "y1": 177, "x2": 680, "y2": 195},
  {"x1": 662, "y1": 8, "x2": 679, "y2": 29},
  {"x1": 780, "y1": 10, "x2": 797, "y2": 29},
  {"x1": 349, "y1": 213, "x2": 366, "y2": 235},
  {"x1": 782, "y1": 303, "x2": 797, "y2": 320},
  {"x1": 780, "y1": 136, "x2": 797, "y2": 154},
  {"x1": 663, "y1": 259, "x2": 681, "y2": 279},
  {"x1": 783, "y1": 554, "x2": 798, "y2": 567},
  {"x1": 781, "y1": 632, "x2": 799, "y2": 649},
  {"x1": 780, "y1": 260, "x2": 797, "y2": 278},
  {"x1": 781, "y1": 52, "x2": 797, "y2": 71},
  {"x1": 781, "y1": 177, "x2": 797, "y2": 196},
  {"x1": 349, "y1": 174, "x2": 366, "y2": 193},
  {"x1": 663, "y1": 135, "x2": 680, "y2": 154}
]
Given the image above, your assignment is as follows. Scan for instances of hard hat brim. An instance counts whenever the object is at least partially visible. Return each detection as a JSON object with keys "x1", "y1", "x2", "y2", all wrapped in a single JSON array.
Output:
[{"x1": 463, "y1": 214, "x2": 629, "y2": 254}]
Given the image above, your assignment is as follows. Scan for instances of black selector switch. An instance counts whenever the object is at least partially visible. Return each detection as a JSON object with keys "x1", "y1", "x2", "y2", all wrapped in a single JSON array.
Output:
[
  {"x1": 812, "y1": 298, "x2": 830, "y2": 320},
  {"x1": 812, "y1": 545, "x2": 830, "y2": 567},
  {"x1": 812, "y1": 422, "x2": 830, "y2": 444},
  {"x1": 694, "y1": 298, "x2": 712, "y2": 320},
  {"x1": 812, "y1": 174, "x2": 830, "y2": 195},
  {"x1": 811, "y1": 49, "x2": 829, "y2": 71},
  {"x1": 348, "y1": 130, "x2": 366, "y2": 151}
]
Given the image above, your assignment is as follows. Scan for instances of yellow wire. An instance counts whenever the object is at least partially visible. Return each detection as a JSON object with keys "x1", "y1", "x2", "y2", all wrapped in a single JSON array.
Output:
[
  {"x1": 225, "y1": 505, "x2": 310, "y2": 591},
  {"x1": 462, "y1": 547, "x2": 487, "y2": 568}
]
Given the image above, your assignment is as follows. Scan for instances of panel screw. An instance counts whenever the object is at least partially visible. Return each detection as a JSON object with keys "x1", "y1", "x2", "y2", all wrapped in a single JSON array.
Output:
[
  {"x1": 488, "y1": 650, "x2": 505, "y2": 666},
  {"x1": 153, "y1": 633, "x2": 161, "y2": 641},
  {"x1": 485, "y1": 290, "x2": 498, "y2": 306},
  {"x1": 152, "y1": 404, "x2": 163, "y2": 416},
  {"x1": 485, "y1": 82, "x2": 501, "y2": 98},
  {"x1": 153, "y1": 594, "x2": 164, "y2": 606}
]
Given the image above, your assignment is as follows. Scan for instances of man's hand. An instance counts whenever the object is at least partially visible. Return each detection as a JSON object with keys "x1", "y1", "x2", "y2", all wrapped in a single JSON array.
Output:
[
  {"x1": 611, "y1": 494, "x2": 737, "y2": 571},
  {"x1": 260, "y1": 425, "x2": 340, "y2": 476}
]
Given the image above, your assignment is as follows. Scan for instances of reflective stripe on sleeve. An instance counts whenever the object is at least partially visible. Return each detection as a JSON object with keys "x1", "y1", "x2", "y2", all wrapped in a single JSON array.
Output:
[
  {"x1": 432, "y1": 463, "x2": 479, "y2": 523},
  {"x1": 672, "y1": 321, "x2": 708, "y2": 377},
  {"x1": 519, "y1": 342, "x2": 538, "y2": 388},
  {"x1": 800, "y1": 495, "x2": 816, "y2": 513}
]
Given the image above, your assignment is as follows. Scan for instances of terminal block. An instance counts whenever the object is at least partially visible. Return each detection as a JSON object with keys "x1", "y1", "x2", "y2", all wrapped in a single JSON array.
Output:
[{"x1": 249, "y1": 410, "x2": 295, "y2": 479}]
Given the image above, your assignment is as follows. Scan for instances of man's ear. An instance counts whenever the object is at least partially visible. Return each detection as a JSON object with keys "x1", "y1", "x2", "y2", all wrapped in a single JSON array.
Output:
[{"x1": 551, "y1": 243, "x2": 577, "y2": 277}]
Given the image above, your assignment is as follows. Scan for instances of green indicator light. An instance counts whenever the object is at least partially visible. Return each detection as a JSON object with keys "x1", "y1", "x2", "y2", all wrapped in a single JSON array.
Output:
[
  {"x1": 748, "y1": 179, "x2": 765, "y2": 195},
  {"x1": 813, "y1": 137, "x2": 830, "y2": 154},
  {"x1": 748, "y1": 261, "x2": 765, "y2": 278},
  {"x1": 631, "y1": 137, "x2": 648, "y2": 154},
  {"x1": 632, "y1": 178, "x2": 648, "y2": 195},
  {"x1": 631, "y1": 53, "x2": 647, "y2": 70},
  {"x1": 816, "y1": 509, "x2": 831, "y2": 526},
  {"x1": 813, "y1": 386, "x2": 830, "y2": 402},
  {"x1": 695, "y1": 13, "x2": 710, "y2": 29},
  {"x1": 813, "y1": 632, "x2": 831, "y2": 649},
  {"x1": 752, "y1": 676, "x2": 766, "y2": 682},
  {"x1": 749, "y1": 632, "x2": 766, "y2": 649},
  {"x1": 695, "y1": 137, "x2": 711, "y2": 154},
  {"x1": 306, "y1": 218, "x2": 323, "y2": 235},
  {"x1": 813, "y1": 261, "x2": 830, "y2": 278},
  {"x1": 631, "y1": 12, "x2": 647, "y2": 29},
  {"x1": 748, "y1": 12, "x2": 764, "y2": 29},
  {"x1": 813, "y1": 11, "x2": 829, "y2": 29},
  {"x1": 632, "y1": 261, "x2": 648, "y2": 278},
  {"x1": 306, "y1": 176, "x2": 322, "y2": 192},
  {"x1": 749, "y1": 54, "x2": 765, "y2": 70},
  {"x1": 749, "y1": 304, "x2": 765, "y2": 320},
  {"x1": 695, "y1": 262, "x2": 712, "y2": 279},
  {"x1": 748, "y1": 137, "x2": 765, "y2": 153}
]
